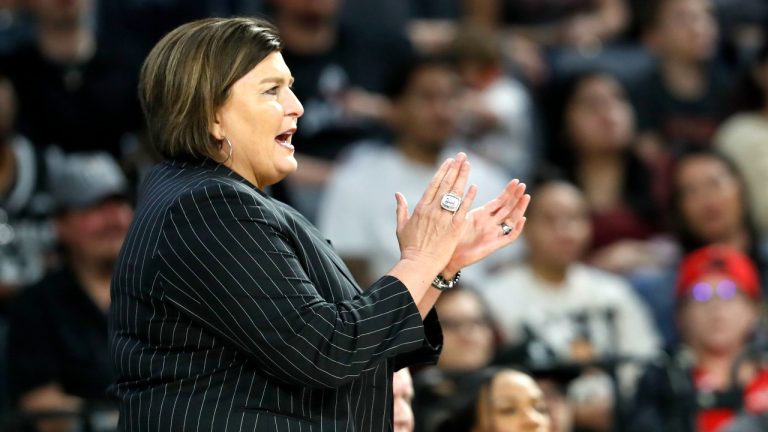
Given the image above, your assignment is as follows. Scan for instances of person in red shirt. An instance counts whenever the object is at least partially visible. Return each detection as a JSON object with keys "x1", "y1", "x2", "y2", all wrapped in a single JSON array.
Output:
[{"x1": 630, "y1": 245, "x2": 768, "y2": 432}]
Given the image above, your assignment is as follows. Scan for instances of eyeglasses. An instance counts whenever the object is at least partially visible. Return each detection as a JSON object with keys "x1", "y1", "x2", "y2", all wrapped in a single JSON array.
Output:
[{"x1": 689, "y1": 280, "x2": 739, "y2": 303}]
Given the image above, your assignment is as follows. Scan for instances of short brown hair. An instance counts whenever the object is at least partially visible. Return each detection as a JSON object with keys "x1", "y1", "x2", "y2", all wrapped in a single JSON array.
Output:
[{"x1": 139, "y1": 17, "x2": 282, "y2": 161}]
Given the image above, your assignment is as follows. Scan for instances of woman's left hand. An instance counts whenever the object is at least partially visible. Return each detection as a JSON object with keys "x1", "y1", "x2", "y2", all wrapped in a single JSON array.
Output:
[{"x1": 443, "y1": 180, "x2": 530, "y2": 276}]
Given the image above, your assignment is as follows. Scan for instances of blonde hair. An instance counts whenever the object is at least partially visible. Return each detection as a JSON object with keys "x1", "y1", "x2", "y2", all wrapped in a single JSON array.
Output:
[{"x1": 139, "y1": 17, "x2": 281, "y2": 160}]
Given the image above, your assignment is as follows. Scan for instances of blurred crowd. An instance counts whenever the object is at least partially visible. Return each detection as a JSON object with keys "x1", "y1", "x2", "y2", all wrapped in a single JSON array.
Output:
[{"x1": 1, "y1": 0, "x2": 768, "y2": 431}]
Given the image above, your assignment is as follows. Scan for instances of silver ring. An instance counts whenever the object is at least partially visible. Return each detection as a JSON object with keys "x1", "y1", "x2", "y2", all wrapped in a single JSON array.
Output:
[
  {"x1": 440, "y1": 192, "x2": 462, "y2": 213},
  {"x1": 501, "y1": 222, "x2": 512, "y2": 236}
]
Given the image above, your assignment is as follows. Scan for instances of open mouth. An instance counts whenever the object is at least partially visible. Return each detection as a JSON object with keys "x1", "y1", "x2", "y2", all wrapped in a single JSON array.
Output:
[{"x1": 275, "y1": 128, "x2": 296, "y2": 151}]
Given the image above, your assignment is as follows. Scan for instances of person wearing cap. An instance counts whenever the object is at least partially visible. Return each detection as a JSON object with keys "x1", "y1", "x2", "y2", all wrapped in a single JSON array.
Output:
[
  {"x1": 630, "y1": 245, "x2": 768, "y2": 432},
  {"x1": 6, "y1": 151, "x2": 132, "y2": 432}
]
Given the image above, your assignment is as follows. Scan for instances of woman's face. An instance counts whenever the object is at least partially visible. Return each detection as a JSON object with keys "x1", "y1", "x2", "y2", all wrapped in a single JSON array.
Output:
[
  {"x1": 525, "y1": 183, "x2": 592, "y2": 269},
  {"x1": 565, "y1": 74, "x2": 634, "y2": 153},
  {"x1": 436, "y1": 291, "x2": 495, "y2": 372},
  {"x1": 676, "y1": 155, "x2": 744, "y2": 242},
  {"x1": 678, "y1": 274, "x2": 758, "y2": 355},
  {"x1": 474, "y1": 371, "x2": 551, "y2": 432},
  {"x1": 212, "y1": 51, "x2": 304, "y2": 188}
]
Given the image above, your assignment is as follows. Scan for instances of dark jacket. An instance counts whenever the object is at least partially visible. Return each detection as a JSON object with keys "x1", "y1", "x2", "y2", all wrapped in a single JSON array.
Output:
[{"x1": 109, "y1": 159, "x2": 442, "y2": 431}]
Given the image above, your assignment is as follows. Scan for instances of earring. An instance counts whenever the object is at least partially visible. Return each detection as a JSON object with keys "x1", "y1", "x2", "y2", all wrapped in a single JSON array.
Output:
[{"x1": 218, "y1": 136, "x2": 233, "y2": 164}]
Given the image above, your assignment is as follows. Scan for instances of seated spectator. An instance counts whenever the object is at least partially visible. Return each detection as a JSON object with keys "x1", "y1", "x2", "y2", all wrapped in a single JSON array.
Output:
[
  {"x1": 0, "y1": 75, "x2": 57, "y2": 301},
  {"x1": 715, "y1": 42, "x2": 768, "y2": 237},
  {"x1": 452, "y1": 24, "x2": 536, "y2": 181},
  {"x1": 267, "y1": 0, "x2": 415, "y2": 215},
  {"x1": 630, "y1": 245, "x2": 768, "y2": 432},
  {"x1": 482, "y1": 178, "x2": 659, "y2": 431},
  {"x1": 633, "y1": 0, "x2": 729, "y2": 160},
  {"x1": 473, "y1": 369, "x2": 551, "y2": 432},
  {"x1": 6, "y1": 152, "x2": 132, "y2": 432},
  {"x1": 317, "y1": 54, "x2": 512, "y2": 287},
  {"x1": 413, "y1": 288, "x2": 498, "y2": 432},
  {"x1": 0, "y1": 0, "x2": 142, "y2": 155},
  {"x1": 437, "y1": 368, "x2": 552, "y2": 432},
  {"x1": 464, "y1": 0, "x2": 630, "y2": 86},
  {"x1": 394, "y1": 368, "x2": 416, "y2": 432},
  {"x1": 546, "y1": 70, "x2": 668, "y2": 275},
  {"x1": 670, "y1": 148, "x2": 768, "y2": 281}
]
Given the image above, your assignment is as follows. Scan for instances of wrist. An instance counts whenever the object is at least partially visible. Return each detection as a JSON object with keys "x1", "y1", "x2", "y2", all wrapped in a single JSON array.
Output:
[
  {"x1": 441, "y1": 265, "x2": 461, "y2": 280},
  {"x1": 432, "y1": 271, "x2": 461, "y2": 291}
]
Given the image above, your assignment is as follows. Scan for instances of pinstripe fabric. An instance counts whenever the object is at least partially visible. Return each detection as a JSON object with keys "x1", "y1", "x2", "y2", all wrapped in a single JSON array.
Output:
[{"x1": 108, "y1": 159, "x2": 442, "y2": 431}]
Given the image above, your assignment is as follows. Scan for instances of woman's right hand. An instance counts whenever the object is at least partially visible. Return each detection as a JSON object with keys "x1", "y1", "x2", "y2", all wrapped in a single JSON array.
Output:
[{"x1": 393, "y1": 153, "x2": 477, "y2": 277}]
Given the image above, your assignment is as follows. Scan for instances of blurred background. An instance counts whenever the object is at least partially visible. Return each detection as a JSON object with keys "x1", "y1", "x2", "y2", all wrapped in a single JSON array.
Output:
[{"x1": 1, "y1": 0, "x2": 767, "y2": 431}]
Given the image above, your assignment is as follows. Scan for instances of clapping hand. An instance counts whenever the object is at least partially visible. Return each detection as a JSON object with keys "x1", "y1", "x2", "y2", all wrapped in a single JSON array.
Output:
[
  {"x1": 393, "y1": 153, "x2": 476, "y2": 276},
  {"x1": 443, "y1": 179, "x2": 530, "y2": 276}
]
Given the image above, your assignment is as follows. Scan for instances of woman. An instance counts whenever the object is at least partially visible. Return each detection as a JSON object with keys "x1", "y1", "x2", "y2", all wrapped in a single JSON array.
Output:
[
  {"x1": 546, "y1": 70, "x2": 665, "y2": 275},
  {"x1": 716, "y1": 42, "x2": 768, "y2": 236},
  {"x1": 108, "y1": 17, "x2": 529, "y2": 431},
  {"x1": 670, "y1": 148, "x2": 766, "y2": 276},
  {"x1": 413, "y1": 287, "x2": 499, "y2": 432},
  {"x1": 436, "y1": 368, "x2": 552, "y2": 432},
  {"x1": 472, "y1": 369, "x2": 551, "y2": 432}
]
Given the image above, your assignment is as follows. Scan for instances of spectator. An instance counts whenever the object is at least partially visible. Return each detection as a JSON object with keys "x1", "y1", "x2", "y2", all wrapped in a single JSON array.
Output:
[
  {"x1": 473, "y1": 369, "x2": 551, "y2": 432},
  {"x1": 481, "y1": 179, "x2": 659, "y2": 431},
  {"x1": 483, "y1": 178, "x2": 659, "y2": 360},
  {"x1": 267, "y1": 0, "x2": 416, "y2": 216},
  {"x1": 394, "y1": 368, "x2": 416, "y2": 432},
  {"x1": 437, "y1": 368, "x2": 552, "y2": 432},
  {"x1": 0, "y1": 76, "x2": 56, "y2": 300},
  {"x1": 0, "y1": 0, "x2": 142, "y2": 155},
  {"x1": 670, "y1": 149, "x2": 767, "y2": 280},
  {"x1": 452, "y1": 24, "x2": 536, "y2": 181},
  {"x1": 6, "y1": 152, "x2": 132, "y2": 432},
  {"x1": 630, "y1": 245, "x2": 768, "y2": 432},
  {"x1": 317, "y1": 54, "x2": 511, "y2": 287},
  {"x1": 546, "y1": 70, "x2": 667, "y2": 275},
  {"x1": 413, "y1": 288, "x2": 498, "y2": 432},
  {"x1": 464, "y1": 0, "x2": 630, "y2": 85},
  {"x1": 634, "y1": 0, "x2": 729, "y2": 160},
  {"x1": 715, "y1": 43, "x2": 768, "y2": 237}
]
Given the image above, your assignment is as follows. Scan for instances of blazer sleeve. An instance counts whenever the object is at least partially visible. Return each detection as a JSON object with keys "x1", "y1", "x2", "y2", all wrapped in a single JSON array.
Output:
[{"x1": 156, "y1": 182, "x2": 437, "y2": 389}]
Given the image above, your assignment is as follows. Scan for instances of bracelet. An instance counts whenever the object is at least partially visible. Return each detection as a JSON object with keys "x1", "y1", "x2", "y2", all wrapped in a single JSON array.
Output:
[{"x1": 431, "y1": 271, "x2": 461, "y2": 291}]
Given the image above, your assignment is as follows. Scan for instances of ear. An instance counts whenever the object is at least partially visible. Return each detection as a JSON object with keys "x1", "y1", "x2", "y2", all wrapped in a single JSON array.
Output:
[{"x1": 210, "y1": 108, "x2": 225, "y2": 141}]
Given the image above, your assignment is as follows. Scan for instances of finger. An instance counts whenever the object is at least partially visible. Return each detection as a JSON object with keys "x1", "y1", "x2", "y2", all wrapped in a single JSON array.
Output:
[
  {"x1": 448, "y1": 159, "x2": 471, "y2": 206},
  {"x1": 502, "y1": 193, "x2": 531, "y2": 224},
  {"x1": 455, "y1": 184, "x2": 477, "y2": 222},
  {"x1": 435, "y1": 152, "x2": 467, "y2": 200},
  {"x1": 493, "y1": 183, "x2": 528, "y2": 220},
  {"x1": 419, "y1": 158, "x2": 453, "y2": 206},
  {"x1": 484, "y1": 179, "x2": 520, "y2": 216},
  {"x1": 395, "y1": 192, "x2": 409, "y2": 232}
]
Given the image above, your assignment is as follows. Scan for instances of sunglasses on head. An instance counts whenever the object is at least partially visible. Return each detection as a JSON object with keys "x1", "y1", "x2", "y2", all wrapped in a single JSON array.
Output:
[{"x1": 689, "y1": 279, "x2": 739, "y2": 303}]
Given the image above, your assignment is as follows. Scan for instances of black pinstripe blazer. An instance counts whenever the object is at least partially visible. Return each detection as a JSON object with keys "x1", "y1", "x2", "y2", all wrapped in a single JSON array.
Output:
[{"x1": 108, "y1": 159, "x2": 442, "y2": 431}]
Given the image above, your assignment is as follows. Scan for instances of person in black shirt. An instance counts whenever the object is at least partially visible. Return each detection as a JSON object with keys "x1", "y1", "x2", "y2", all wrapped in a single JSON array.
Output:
[
  {"x1": 6, "y1": 151, "x2": 132, "y2": 432},
  {"x1": 0, "y1": 0, "x2": 142, "y2": 156},
  {"x1": 269, "y1": 0, "x2": 414, "y2": 217},
  {"x1": 633, "y1": 0, "x2": 729, "y2": 160}
]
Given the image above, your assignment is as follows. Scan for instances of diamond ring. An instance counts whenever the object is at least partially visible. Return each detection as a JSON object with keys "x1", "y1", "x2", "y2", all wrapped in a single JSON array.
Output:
[{"x1": 440, "y1": 192, "x2": 462, "y2": 213}]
